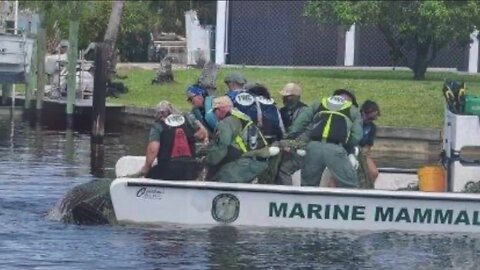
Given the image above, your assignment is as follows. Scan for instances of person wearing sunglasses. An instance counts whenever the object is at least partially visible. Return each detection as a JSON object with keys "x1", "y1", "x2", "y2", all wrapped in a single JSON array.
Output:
[
  {"x1": 140, "y1": 100, "x2": 208, "y2": 180},
  {"x1": 186, "y1": 84, "x2": 218, "y2": 134}
]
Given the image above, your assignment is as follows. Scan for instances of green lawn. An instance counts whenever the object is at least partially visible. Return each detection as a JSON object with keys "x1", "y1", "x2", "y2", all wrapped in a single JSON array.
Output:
[{"x1": 112, "y1": 67, "x2": 480, "y2": 129}]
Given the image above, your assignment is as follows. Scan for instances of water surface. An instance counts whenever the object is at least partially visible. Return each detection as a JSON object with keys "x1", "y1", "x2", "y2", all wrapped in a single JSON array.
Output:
[{"x1": 0, "y1": 112, "x2": 478, "y2": 269}]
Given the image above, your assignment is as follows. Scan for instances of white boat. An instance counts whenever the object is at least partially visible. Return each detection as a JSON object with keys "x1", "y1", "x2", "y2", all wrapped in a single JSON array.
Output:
[
  {"x1": 109, "y1": 154, "x2": 480, "y2": 233},
  {"x1": 110, "y1": 175, "x2": 480, "y2": 233},
  {"x1": 110, "y1": 105, "x2": 480, "y2": 233}
]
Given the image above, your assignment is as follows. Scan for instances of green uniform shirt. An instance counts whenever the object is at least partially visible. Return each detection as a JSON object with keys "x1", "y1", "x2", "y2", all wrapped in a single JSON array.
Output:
[
  {"x1": 286, "y1": 100, "x2": 363, "y2": 146},
  {"x1": 205, "y1": 114, "x2": 243, "y2": 166}
]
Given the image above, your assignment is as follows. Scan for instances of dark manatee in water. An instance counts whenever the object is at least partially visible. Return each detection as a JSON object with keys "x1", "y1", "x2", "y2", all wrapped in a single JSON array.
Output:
[{"x1": 54, "y1": 179, "x2": 117, "y2": 225}]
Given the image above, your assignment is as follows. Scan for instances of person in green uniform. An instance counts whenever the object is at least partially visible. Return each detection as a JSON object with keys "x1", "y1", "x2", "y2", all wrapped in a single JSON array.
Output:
[
  {"x1": 205, "y1": 96, "x2": 269, "y2": 183},
  {"x1": 272, "y1": 83, "x2": 308, "y2": 185},
  {"x1": 300, "y1": 93, "x2": 363, "y2": 188},
  {"x1": 276, "y1": 89, "x2": 361, "y2": 186},
  {"x1": 279, "y1": 83, "x2": 307, "y2": 132},
  {"x1": 140, "y1": 100, "x2": 208, "y2": 180}
]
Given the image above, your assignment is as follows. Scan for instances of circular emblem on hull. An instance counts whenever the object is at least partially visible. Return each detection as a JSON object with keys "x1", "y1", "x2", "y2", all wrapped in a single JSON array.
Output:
[{"x1": 211, "y1": 193, "x2": 240, "y2": 223}]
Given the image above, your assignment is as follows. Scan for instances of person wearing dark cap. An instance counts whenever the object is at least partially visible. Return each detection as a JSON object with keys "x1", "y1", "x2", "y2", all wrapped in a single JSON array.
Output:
[
  {"x1": 224, "y1": 72, "x2": 259, "y2": 123},
  {"x1": 359, "y1": 100, "x2": 381, "y2": 183},
  {"x1": 186, "y1": 84, "x2": 218, "y2": 134},
  {"x1": 224, "y1": 72, "x2": 247, "y2": 93}
]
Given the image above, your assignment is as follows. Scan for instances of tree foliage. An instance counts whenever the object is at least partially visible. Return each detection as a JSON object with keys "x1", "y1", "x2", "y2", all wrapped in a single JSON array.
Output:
[
  {"x1": 304, "y1": 0, "x2": 480, "y2": 80},
  {"x1": 19, "y1": 0, "x2": 217, "y2": 62}
]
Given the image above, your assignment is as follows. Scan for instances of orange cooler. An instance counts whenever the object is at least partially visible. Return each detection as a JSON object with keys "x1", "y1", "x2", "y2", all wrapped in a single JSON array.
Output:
[{"x1": 418, "y1": 166, "x2": 446, "y2": 192}]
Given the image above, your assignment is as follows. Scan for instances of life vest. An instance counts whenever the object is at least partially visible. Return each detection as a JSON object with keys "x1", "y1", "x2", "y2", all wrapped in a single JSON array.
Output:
[
  {"x1": 228, "y1": 91, "x2": 259, "y2": 124},
  {"x1": 223, "y1": 109, "x2": 268, "y2": 163},
  {"x1": 310, "y1": 96, "x2": 353, "y2": 144},
  {"x1": 157, "y1": 114, "x2": 196, "y2": 161},
  {"x1": 192, "y1": 96, "x2": 217, "y2": 132},
  {"x1": 256, "y1": 96, "x2": 285, "y2": 140}
]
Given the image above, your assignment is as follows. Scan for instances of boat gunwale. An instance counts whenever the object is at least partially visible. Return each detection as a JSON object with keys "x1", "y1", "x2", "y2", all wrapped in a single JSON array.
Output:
[{"x1": 118, "y1": 178, "x2": 480, "y2": 203}]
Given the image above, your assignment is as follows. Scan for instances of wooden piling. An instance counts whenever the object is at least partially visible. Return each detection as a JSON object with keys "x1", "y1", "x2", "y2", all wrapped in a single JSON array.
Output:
[
  {"x1": 1, "y1": 84, "x2": 12, "y2": 105},
  {"x1": 92, "y1": 43, "x2": 108, "y2": 144},
  {"x1": 66, "y1": 19, "x2": 79, "y2": 129},
  {"x1": 25, "y1": 40, "x2": 37, "y2": 111},
  {"x1": 90, "y1": 142, "x2": 105, "y2": 178},
  {"x1": 36, "y1": 27, "x2": 46, "y2": 121}
]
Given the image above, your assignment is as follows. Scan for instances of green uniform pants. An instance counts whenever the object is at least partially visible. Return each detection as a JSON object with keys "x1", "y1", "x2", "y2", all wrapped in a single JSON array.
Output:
[
  {"x1": 301, "y1": 141, "x2": 358, "y2": 188},
  {"x1": 210, "y1": 157, "x2": 268, "y2": 183},
  {"x1": 275, "y1": 151, "x2": 304, "y2": 185}
]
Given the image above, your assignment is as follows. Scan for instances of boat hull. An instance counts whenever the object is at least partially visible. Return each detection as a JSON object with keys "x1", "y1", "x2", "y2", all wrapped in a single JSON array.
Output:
[{"x1": 110, "y1": 178, "x2": 480, "y2": 233}]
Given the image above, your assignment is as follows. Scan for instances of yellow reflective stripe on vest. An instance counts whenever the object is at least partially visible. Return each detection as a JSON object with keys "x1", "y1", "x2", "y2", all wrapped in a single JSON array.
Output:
[
  {"x1": 317, "y1": 105, "x2": 352, "y2": 143},
  {"x1": 231, "y1": 109, "x2": 252, "y2": 153},
  {"x1": 230, "y1": 108, "x2": 268, "y2": 152},
  {"x1": 319, "y1": 111, "x2": 350, "y2": 140},
  {"x1": 322, "y1": 114, "x2": 332, "y2": 139},
  {"x1": 231, "y1": 108, "x2": 251, "y2": 122},
  {"x1": 234, "y1": 133, "x2": 248, "y2": 153},
  {"x1": 321, "y1": 97, "x2": 352, "y2": 111}
]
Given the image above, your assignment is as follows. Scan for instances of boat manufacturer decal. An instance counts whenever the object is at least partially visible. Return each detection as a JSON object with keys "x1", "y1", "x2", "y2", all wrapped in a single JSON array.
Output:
[
  {"x1": 211, "y1": 193, "x2": 240, "y2": 223},
  {"x1": 136, "y1": 187, "x2": 165, "y2": 200}
]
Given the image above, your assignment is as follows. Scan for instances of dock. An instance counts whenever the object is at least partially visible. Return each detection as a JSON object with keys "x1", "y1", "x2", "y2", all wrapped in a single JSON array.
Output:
[{"x1": 2, "y1": 95, "x2": 125, "y2": 131}]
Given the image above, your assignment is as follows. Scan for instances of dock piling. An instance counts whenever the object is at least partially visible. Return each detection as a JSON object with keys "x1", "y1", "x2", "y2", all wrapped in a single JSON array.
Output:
[
  {"x1": 36, "y1": 27, "x2": 46, "y2": 122},
  {"x1": 66, "y1": 19, "x2": 79, "y2": 129},
  {"x1": 92, "y1": 43, "x2": 108, "y2": 144}
]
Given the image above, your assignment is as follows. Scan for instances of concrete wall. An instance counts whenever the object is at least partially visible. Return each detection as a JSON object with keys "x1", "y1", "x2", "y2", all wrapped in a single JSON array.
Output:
[{"x1": 121, "y1": 106, "x2": 443, "y2": 154}]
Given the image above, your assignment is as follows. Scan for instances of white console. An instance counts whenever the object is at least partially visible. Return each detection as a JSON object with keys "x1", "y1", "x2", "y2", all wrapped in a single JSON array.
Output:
[
  {"x1": 443, "y1": 107, "x2": 480, "y2": 157},
  {"x1": 449, "y1": 161, "x2": 480, "y2": 192}
]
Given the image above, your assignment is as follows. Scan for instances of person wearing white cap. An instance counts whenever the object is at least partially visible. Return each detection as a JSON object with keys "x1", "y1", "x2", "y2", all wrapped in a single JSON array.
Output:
[
  {"x1": 279, "y1": 83, "x2": 307, "y2": 132},
  {"x1": 205, "y1": 96, "x2": 269, "y2": 183}
]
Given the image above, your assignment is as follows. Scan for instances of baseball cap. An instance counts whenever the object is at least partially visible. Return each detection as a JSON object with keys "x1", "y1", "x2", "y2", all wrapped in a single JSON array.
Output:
[
  {"x1": 224, "y1": 72, "x2": 247, "y2": 85},
  {"x1": 279, "y1": 83, "x2": 302, "y2": 96},
  {"x1": 186, "y1": 85, "x2": 207, "y2": 98}
]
